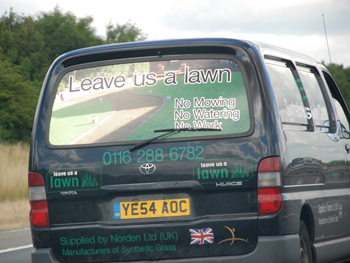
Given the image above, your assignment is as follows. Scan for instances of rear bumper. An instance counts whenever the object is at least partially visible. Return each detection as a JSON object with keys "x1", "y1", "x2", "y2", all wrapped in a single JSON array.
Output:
[{"x1": 32, "y1": 234, "x2": 299, "y2": 263}]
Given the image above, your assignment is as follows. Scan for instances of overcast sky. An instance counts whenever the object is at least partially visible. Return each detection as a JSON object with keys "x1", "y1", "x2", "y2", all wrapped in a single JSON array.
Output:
[{"x1": 1, "y1": 0, "x2": 349, "y2": 67}]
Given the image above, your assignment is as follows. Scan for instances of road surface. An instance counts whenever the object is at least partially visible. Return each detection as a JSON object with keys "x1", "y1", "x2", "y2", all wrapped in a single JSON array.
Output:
[{"x1": 0, "y1": 228, "x2": 32, "y2": 263}]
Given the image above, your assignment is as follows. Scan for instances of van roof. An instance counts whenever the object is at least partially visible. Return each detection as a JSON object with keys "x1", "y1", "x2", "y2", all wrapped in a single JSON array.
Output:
[
  {"x1": 52, "y1": 38, "x2": 326, "y2": 77},
  {"x1": 248, "y1": 39, "x2": 320, "y2": 66},
  {"x1": 54, "y1": 38, "x2": 323, "y2": 71}
]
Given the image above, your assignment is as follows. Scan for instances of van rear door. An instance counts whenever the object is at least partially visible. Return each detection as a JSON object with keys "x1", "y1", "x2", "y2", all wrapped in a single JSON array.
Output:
[{"x1": 33, "y1": 43, "x2": 267, "y2": 262}]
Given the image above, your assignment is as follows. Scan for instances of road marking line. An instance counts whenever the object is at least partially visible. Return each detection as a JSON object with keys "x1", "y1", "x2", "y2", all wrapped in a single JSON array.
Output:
[
  {"x1": 0, "y1": 244, "x2": 33, "y2": 254},
  {"x1": 3, "y1": 228, "x2": 30, "y2": 233}
]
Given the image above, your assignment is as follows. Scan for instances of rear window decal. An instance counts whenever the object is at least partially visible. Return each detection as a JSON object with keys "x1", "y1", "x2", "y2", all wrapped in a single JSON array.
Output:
[
  {"x1": 193, "y1": 158, "x2": 253, "y2": 185},
  {"x1": 218, "y1": 226, "x2": 249, "y2": 245},
  {"x1": 184, "y1": 67, "x2": 231, "y2": 84},
  {"x1": 50, "y1": 59, "x2": 250, "y2": 146},
  {"x1": 53, "y1": 219, "x2": 257, "y2": 261},
  {"x1": 59, "y1": 230, "x2": 180, "y2": 257},
  {"x1": 189, "y1": 228, "x2": 214, "y2": 245},
  {"x1": 102, "y1": 146, "x2": 205, "y2": 166},
  {"x1": 317, "y1": 201, "x2": 343, "y2": 225},
  {"x1": 174, "y1": 96, "x2": 240, "y2": 130},
  {"x1": 46, "y1": 166, "x2": 102, "y2": 193}
]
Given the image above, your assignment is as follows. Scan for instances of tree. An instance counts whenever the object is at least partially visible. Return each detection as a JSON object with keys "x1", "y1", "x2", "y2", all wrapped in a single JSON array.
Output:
[
  {"x1": 0, "y1": 59, "x2": 38, "y2": 142},
  {"x1": 0, "y1": 7, "x2": 147, "y2": 143},
  {"x1": 35, "y1": 6, "x2": 104, "y2": 65},
  {"x1": 0, "y1": 7, "x2": 147, "y2": 85},
  {"x1": 324, "y1": 63, "x2": 350, "y2": 107},
  {"x1": 0, "y1": 9, "x2": 53, "y2": 85},
  {"x1": 106, "y1": 20, "x2": 147, "y2": 44}
]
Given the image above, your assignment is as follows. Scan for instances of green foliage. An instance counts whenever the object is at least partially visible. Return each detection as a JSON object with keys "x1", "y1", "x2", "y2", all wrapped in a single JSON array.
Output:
[
  {"x1": 35, "y1": 6, "x2": 104, "y2": 63},
  {"x1": 106, "y1": 20, "x2": 147, "y2": 44},
  {"x1": 0, "y1": 7, "x2": 146, "y2": 143},
  {"x1": 324, "y1": 62, "x2": 350, "y2": 108},
  {"x1": 0, "y1": 59, "x2": 38, "y2": 142}
]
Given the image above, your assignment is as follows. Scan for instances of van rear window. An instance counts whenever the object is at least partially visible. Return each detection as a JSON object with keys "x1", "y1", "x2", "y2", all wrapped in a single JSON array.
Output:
[{"x1": 48, "y1": 58, "x2": 250, "y2": 146}]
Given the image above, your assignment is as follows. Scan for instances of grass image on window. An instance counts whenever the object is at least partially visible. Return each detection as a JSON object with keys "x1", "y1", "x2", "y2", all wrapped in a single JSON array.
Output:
[{"x1": 49, "y1": 101, "x2": 114, "y2": 145}]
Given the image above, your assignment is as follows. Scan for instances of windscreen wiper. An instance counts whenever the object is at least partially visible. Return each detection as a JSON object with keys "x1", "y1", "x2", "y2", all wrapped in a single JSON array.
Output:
[{"x1": 129, "y1": 128, "x2": 221, "y2": 152}]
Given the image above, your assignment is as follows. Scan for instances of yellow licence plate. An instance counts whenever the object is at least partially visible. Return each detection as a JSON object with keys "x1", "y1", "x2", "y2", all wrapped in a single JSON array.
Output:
[{"x1": 114, "y1": 198, "x2": 190, "y2": 219}]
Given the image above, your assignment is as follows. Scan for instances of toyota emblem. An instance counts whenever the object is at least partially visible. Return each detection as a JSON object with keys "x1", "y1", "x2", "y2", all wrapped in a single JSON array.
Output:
[{"x1": 139, "y1": 163, "x2": 156, "y2": 174}]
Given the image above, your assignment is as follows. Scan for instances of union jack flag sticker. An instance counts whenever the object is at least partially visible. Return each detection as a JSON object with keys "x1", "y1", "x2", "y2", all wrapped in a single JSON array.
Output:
[{"x1": 189, "y1": 228, "x2": 214, "y2": 245}]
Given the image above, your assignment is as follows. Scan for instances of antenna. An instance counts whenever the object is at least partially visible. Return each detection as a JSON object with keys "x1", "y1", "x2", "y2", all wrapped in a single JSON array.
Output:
[{"x1": 322, "y1": 14, "x2": 333, "y2": 74}]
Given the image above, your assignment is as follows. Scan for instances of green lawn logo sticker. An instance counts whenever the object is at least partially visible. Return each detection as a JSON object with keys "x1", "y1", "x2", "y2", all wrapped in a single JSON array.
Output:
[
  {"x1": 193, "y1": 158, "x2": 253, "y2": 184},
  {"x1": 47, "y1": 166, "x2": 102, "y2": 193}
]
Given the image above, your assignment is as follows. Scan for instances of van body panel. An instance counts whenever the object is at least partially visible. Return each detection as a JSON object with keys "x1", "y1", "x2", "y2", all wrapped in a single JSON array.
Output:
[
  {"x1": 37, "y1": 138, "x2": 264, "y2": 261},
  {"x1": 29, "y1": 38, "x2": 350, "y2": 262},
  {"x1": 32, "y1": 235, "x2": 300, "y2": 263}
]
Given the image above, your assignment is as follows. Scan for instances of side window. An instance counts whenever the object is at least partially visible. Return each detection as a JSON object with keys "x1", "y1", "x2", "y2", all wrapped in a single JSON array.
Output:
[
  {"x1": 323, "y1": 71, "x2": 350, "y2": 134},
  {"x1": 297, "y1": 65, "x2": 334, "y2": 131},
  {"x1": 333, "y1": 99, "x2": 349, "y2": 131},
  {"x1": 265, "y1": 60, "x2": 308, "y2": 127}
]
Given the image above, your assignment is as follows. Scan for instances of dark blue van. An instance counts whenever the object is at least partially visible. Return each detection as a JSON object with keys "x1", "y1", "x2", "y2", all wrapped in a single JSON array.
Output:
[{"x1": 29, "y1": 38, "x2": 350, "y2": 263}]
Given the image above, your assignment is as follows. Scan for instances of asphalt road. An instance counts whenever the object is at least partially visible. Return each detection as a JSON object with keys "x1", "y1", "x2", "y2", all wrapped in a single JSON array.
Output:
[{"x1": 0, "y1": 228, "x2": 32, "y2": 263}]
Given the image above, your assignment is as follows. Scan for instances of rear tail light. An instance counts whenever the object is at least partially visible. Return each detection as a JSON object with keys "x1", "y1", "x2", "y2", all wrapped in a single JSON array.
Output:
[
  {"x1": 30, "y1": 201, "x2": 49, "y2": 227},
  {"x1": 29, "y1": 172, "x2": 49, "y2": 228},
  {"x1": 258, "y1": 157, "x2": 282, "y2": 215}
]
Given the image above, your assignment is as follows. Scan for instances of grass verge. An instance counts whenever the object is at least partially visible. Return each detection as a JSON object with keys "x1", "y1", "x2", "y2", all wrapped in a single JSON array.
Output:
[
  {"x1": 0, "y1": 143, "x2": 30, "y2": 231},
  {"x1": 0, "y1": 143, "x2": 29, "y2": 201},
  {"x1": 0, "y1": 200, "x2": 30, "y2": 231}
]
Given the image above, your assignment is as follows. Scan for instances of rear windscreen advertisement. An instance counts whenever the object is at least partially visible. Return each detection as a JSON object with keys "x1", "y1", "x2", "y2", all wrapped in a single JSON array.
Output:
[{"x1": 49, "y1": 59, "x2": 250, "y2": 146}]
